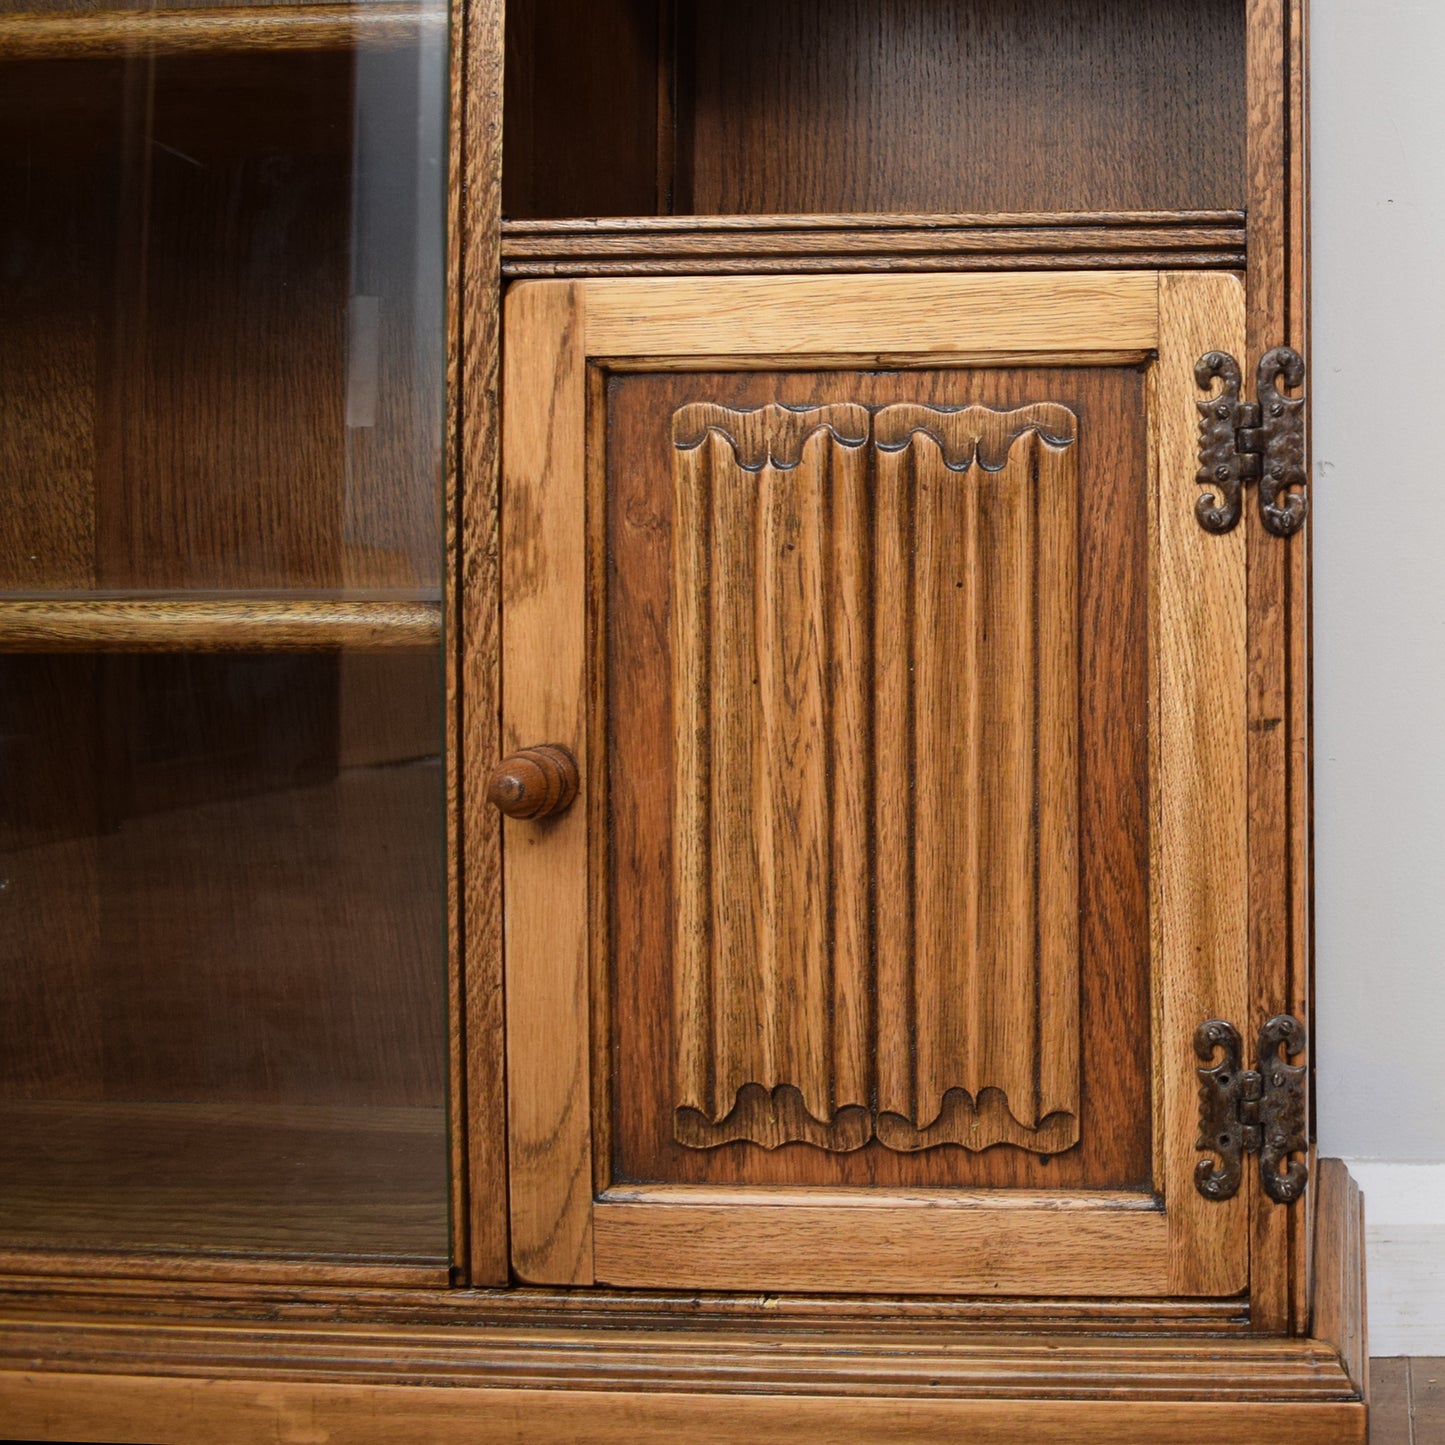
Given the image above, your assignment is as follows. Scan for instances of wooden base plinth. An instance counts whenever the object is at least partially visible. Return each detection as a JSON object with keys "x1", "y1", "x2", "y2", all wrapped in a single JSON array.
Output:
[{"x1": 0, "y1": 1164, "x2": 1368, "y2": 1445}]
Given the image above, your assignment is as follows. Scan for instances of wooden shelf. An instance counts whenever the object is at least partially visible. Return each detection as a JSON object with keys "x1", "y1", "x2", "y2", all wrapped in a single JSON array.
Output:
[
  {"x1": 0, "y1": 596, "x2": 442, "y2": 651},
  {"x1": 0, "y1": 3, "x2": 442, "y2": 61},
  {"x1": 0, "y1": 1100, "x2": 448, "y2": 1268},
  {"x1": 501, "y1": 211, "x2": 1249, "y2": 279}
]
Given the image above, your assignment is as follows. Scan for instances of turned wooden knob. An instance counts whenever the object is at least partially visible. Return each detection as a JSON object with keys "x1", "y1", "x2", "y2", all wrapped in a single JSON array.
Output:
[{"x1": 487, "y1": 744, "x2": 580, "y2": 820}]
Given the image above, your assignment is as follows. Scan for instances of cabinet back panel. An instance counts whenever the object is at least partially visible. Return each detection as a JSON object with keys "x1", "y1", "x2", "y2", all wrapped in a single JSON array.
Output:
[
  {"x1": 686, "y1": 0, "x2": 1246, "y2": 217},
  {"x1": 0, "y1": 50, "x2": 446, "y2": 594},
  {"x1": 503, "y1": 0, "x2": 663, "y2": 221},
  {"x1": 0, "y1": 648, "x2": 448, "y2": 1261},
  {"x1": 503, "y1": 0, "x2": 1246, "y2": 220},
  {"x1": 0, "y1": 650, "x2": 446, "y2": 1108}
]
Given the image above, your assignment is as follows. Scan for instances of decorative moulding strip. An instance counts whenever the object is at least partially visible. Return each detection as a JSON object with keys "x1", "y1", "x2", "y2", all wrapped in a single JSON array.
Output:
[
  {"x1": 0, "y1": 1275, "x2": 1254, "y2": 1332},
  {"x1": 505, "y1": 254, "x2": 1249, "y2": 278},
  {"x1": 503, "y1": 211, "x2": 1248, "y2": 235},
  {"x1": 0, "y1": 1319, "x2": 1357, "y2": 1400},
  {"x1": 502, "y1": 215, "x2": 1247, "y2": 279}
]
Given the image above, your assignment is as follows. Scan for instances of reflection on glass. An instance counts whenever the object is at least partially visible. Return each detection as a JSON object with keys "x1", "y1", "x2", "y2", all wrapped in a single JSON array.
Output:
[{"x1": 0, "y1": 3, "x2": 451, "y2": 1264}]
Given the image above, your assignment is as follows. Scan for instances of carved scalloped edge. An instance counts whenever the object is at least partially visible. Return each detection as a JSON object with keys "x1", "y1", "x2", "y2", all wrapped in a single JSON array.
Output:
[
  {"x1": 675, "y1": 1083, "x2": 1079, "y2": 1155},
  {"x1": 673, "y1": 401, "x2": 1078, "y2": 473},
  {"x1": 675, "y1": 1085, "x2": 874, "y2": 1153},
  {"x1": 876, "y1": 1088, "x2": 1079, "y2": 1154},
  {"x1": 874, "y1": 402, "x2": 1078, "y2": 470},
  {"x1": 672, "y1": 403, "x2": 870, "y2": 470}
]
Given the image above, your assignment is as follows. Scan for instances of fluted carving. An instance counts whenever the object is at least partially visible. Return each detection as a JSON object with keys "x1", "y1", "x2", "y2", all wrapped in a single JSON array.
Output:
[{"x1": 672, "y1": 401, "x2": 1080, "y2": 1154}]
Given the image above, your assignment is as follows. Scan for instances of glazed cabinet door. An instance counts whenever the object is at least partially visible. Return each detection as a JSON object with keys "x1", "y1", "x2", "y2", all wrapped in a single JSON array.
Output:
[{"x1": 499, "y1": 271, "x2": 1248, "y2": 1297}]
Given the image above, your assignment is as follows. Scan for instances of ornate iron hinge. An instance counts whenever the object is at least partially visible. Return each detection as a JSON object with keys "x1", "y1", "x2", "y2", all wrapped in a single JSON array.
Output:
[
  {"x1": 1194, "y1": 1016, "x2": 1309, "y2": 1205},
  {"x1": 1195, "y1": 347, "x2": 1307, "y2": 537}
]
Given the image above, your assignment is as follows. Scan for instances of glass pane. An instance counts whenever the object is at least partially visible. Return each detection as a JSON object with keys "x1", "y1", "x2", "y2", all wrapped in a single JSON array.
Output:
[{"x1": 0, "y1": 3, "x2": 451, "y2": 1267}]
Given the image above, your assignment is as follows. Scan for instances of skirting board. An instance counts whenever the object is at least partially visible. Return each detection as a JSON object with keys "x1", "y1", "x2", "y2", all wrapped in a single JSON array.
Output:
[{"x1": 1342, "y1": 1161, "x2": 1445, "y2": 1355}]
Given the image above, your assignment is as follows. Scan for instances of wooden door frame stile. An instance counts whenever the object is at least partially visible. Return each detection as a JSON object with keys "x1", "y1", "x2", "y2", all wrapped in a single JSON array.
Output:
[
  {"x1": 497, "y1": 271, "x2": 1248, "y2": 1298},
  {"x1": 1242, "y1": 0, "x2": 1313, "y2": 1338},
  {"x1": 454, "y1": 0, "x2": 510, "y2": 1286}
]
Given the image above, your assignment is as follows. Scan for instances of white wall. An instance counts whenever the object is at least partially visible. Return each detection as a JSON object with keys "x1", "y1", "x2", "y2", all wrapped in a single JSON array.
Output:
[{"x1": 1312, "y1": 0, "x2": 1445, "y2": 1352}]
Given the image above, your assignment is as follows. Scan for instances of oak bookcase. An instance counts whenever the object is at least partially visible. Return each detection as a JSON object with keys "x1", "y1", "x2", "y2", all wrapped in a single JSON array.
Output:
[{"x1": 0, "y1": 2, "x2": 1367, "y2": 1440}]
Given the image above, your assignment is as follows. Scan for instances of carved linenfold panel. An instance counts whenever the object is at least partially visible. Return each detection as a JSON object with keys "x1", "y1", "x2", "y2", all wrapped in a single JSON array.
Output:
[
  {"x1": 673, "y1": 402, "x2": 871, "y2": 469},
  {"x1": 671, "y1": 401, "x2": 1081, "y2": 1155},
  {"x1": 673, "y1": 405, "x2": 874, "y2": 1152},
  {"x1": 675, "y1": 1085, "x2": 874, "y2": 1153},
  {"x1": 872, "y1": 403, "x2": 1078, "y2": 468}
]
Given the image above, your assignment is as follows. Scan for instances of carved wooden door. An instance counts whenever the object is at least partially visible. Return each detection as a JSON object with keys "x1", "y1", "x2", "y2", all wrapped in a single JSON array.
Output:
[{"x1": 499, "y1": 272, "x2": 1249, "y2": 1297}]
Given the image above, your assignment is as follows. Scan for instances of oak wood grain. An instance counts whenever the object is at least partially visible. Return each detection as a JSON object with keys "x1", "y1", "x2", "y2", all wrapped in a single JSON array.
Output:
[
  {"x1": 456, "y1": 0, "x2": 514, "y2": 1283},
  {"x1": 593, "y1": 1199, "x2": 1167, "y2": 1296},
  {"x1": 500, "y1": 281, "x2": 594, "y2": 1285},
  {"x1": 503, "y1": 0, "x2": 1248, "y2": 223},
  {"x1": 0, "y1": 653, "x2": 446, "y2": 1114},
  {"x1": 0, "y1": 1275, "x2": 1252, "y2": 1330},
  {"x1": 0, "y1": 49, "x2": 444, "y2": 599},
  {"x1": 610, "y1": 365, "x2": 1149, "y2": 1192},
  {"x1": 0, "y1": 1377, "x2": 1367, "y2": 1445},
  {"x1": 580, "y1": 272, "x2": 1159, "y2": 358},
  {"x1": 667, "y1": 401, "x2": 1079, "y2": 1156},
  {"x1": 502, "y1": 0, "x2": 661, "y2": 221},
  {"x1": 505, "y1": 223, "x2": 1247, "y2": 258},
  {"x1": 1155, "y1": 272, "x2": 1249, "y2": 1297},
  {"x1": 0, "y1": 1319, "x2": 1357, "y2": 1395},
  {"x1": 506, "y1": 271, "x2": 1256, "y2": 1299},
  {"x1": 1313, "y1": 1159, "x2": 1367, "y2": 1395},
  {"x1": 506, "y1": 211, "x2": 1251, "y2": 234},
  {"x1": 1288, "y1": 0, "x2": 1314, "y2": 1343},
  {"x1": 508, "y1": 275, "x2": 1161, "y2": 1248},
  {"x1": 0, "y1": 4, "x2": 441, "y2": 60},
  {"x1": 1237, "y1": 0, "x2": 1315, "y2": 1340},
  {"x1": 0, "y1": 597, "x2": 441, "y2": 651},
  {"x1": 878, "y1": 406, "x2": 1079, "y2": 1151},
  {"x1": 508, "y1": 252, "x2": 1252, "y2": 280},
  {"x1": 1245, "y1": 0, "x2": 1297, "y2": 1339},
  {"x1": 0, "y1": 1101, "x2": 447, "y2": 1267},
  {"x1": 502, "y1": 216, "x2": 1249, "y2": 278},
  {"x1": 681, "y1": 0, "x2": 1247, "y2": 220},
  {"x1": 442, "y1": 0, "x2": 467, "y2": 1283},
  {"x1": 455, "y1": 0, "x2": 509, "y2": 1287}
]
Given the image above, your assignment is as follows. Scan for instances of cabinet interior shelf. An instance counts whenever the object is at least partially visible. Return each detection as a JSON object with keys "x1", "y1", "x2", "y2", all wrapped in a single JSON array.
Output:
[
  {"x1": 0, "y1": 596, "x2": 442, "y2": 651},
  {"x1": 0, "y1": 1099, "x2": 448, "y2": 1271},
  {"x1": 500, "y1": 211, "x2": 1248, "y2": 278},
  {"x1": 0, "y1": 3, "x2": 441, "y2": 61}
]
